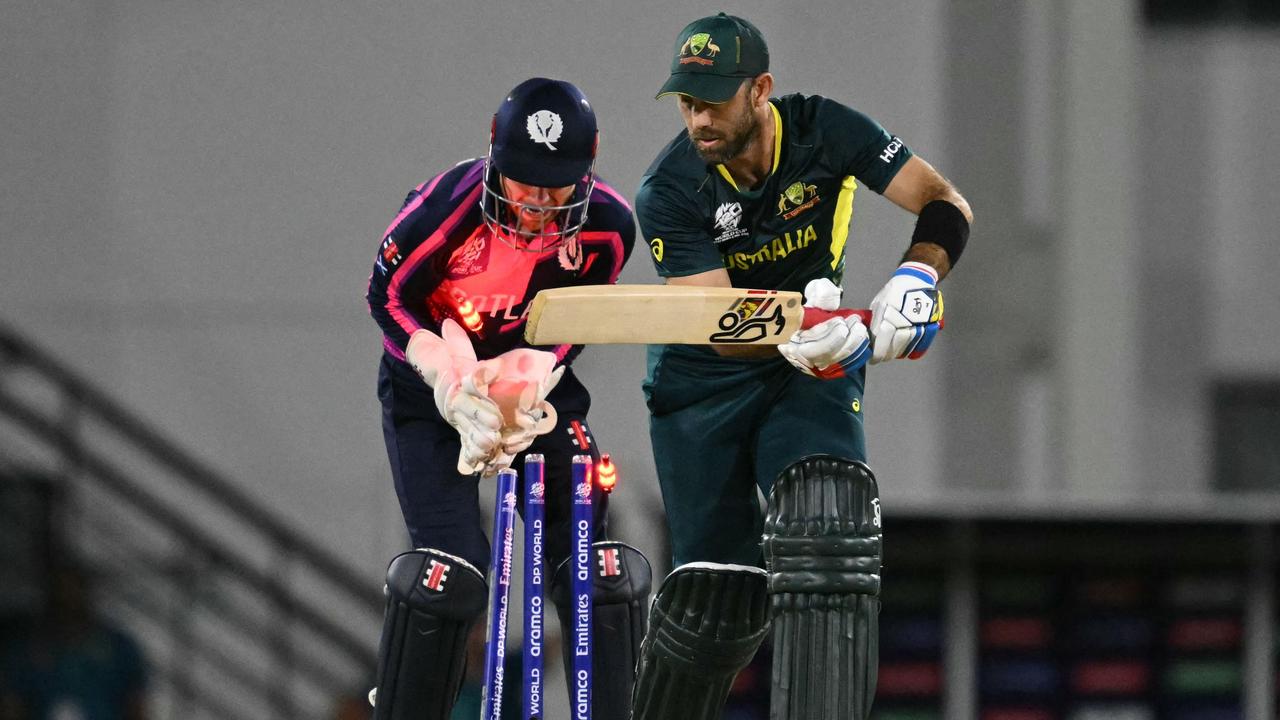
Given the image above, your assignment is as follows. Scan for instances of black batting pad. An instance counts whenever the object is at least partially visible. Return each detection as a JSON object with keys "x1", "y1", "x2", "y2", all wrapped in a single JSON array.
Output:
[{"x1": 631, "y1": 562, "x2": 770, "y2": 720}]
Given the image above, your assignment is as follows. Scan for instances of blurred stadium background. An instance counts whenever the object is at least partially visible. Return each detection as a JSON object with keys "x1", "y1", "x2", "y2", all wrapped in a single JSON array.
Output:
[{"x1": 2, "y1": 0, "x2": 1278, "y2": 718}]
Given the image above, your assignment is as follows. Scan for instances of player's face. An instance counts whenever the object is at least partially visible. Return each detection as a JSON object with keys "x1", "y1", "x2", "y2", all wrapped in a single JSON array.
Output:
[
  {"x1": 678, "y1": 81, "x2": 759, "y2": 164},
  {"x1": 500, "y1": 177, "x2": 576, "y2": 234}
]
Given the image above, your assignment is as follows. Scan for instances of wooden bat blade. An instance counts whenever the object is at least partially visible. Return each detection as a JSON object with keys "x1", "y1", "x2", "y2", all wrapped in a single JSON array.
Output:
[{"x1": 524, "y1": 285, "x2": 871, "y2": 345}]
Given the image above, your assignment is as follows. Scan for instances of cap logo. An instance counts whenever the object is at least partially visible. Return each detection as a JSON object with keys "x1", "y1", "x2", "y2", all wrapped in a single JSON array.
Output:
[
  {"x1": 679, "y1": 32, "x2": 719, "y2": 65},
  {"x1": 526, "y1": 110, "x2": 563, "y2": 150}
]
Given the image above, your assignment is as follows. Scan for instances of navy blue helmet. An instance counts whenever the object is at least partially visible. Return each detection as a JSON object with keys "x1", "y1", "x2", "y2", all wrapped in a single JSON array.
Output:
[{"x1": 482, "y1": 78, "x2": 598, "y2": 251}]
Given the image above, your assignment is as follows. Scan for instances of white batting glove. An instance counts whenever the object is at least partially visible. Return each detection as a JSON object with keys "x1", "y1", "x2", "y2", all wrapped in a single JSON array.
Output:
[
  {"x1": 777, "y1": 278, "x2": 872, "y2": 380},
  {"x1": 867, "y1": 262, "x2": 944, "y2": 364}
]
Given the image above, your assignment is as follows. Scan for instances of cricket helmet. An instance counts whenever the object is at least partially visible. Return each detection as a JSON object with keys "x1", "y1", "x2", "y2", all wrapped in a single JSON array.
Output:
[{"x1": 481, "y1": 77, "x2": 598, "y2": 251}]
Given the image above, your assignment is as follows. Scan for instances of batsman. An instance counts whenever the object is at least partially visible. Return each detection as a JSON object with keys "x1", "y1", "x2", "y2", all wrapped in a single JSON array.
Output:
[
  {"x1": 632, "y1": 14, "x2": 973, "y2": 720},
  {"x1": 364, "y1": 78, "x2": 651, "y2": 719}
]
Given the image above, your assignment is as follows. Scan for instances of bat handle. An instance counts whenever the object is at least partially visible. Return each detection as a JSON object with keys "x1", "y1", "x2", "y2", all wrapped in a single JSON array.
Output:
[
  {"x1": 802, "y1": 307, "x2": 872, "y2": 329},
  {"x1": 801, "y1": 307, "x2": 946, "y2": 331}
]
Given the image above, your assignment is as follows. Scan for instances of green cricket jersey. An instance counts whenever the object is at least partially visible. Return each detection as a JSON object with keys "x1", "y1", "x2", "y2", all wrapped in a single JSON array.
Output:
[
  {"x1": 636, "y1": 93, "x2": 912, "y2": 291},
  {"x1": 638, "y1": 93, "x2": 912, "y2": 410}
]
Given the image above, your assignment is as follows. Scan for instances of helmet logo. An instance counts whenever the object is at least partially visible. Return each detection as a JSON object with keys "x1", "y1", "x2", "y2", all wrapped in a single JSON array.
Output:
[{"x1": 526, "y1": 110, "x2": 564, "y2": 150}]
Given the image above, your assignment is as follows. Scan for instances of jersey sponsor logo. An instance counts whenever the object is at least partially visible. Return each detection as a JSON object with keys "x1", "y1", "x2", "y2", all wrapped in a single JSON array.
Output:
[
  {"x1": 713, "y1": 202, "x2": 749, "y2": 244},
  {"x1": 708, "y1": 293, "x2": 795, "y2": 343},
  {"x1": 648, "y1": 236, "x2": 664, "y2": 262},
  {"x1": 678, "y1": 32, "x2": 720, "y2": 65},
  {"x1": 879, "y1": 136, "x2": 904, "y2": 164},
  {"x1": 422, "y1": 559, "x2": 451, "y2": 591},
  {"x1": 598, "y1": 547, "x2": 621, "y2": 577},
  {"x1": 527, "y1": 110, "x2": 564, "y2": 150},
  {"x1": 776, "y1": 181, "x2": 821, "y2": 220},
  {"x1": 723, "y1": 223, "x2": 818, "y2": 271}
]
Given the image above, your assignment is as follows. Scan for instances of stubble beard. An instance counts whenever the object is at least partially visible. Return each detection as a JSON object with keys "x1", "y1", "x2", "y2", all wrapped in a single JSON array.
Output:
[{"x1": 690, "y1": 105, "x2": 760, "y2": 165}]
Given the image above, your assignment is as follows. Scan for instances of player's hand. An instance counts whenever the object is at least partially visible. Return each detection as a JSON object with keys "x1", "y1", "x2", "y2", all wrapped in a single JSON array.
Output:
[
  {"x1": 405, "y1": 320, "x2": 506, "y2": 474},
  {"x1": 779, "y1": 316, "x2": 871, "y2": 379},
  {"x1": 405, "y1": 319, "x2": 479, "y2": 391},
  {"x1": 460, "y1": 348, "x2": 565, "y2": 474},
  {"x1": 485, "y1": 349, "x2": 565, "y2": 460},
  {"x1": 867, "y1": 261, "x2": 944, "y2": 364},
  {"x1": 447, "y1": 366, "x2": 506, "y2": 474},
  {"x1": 778, "y1": 278, "x2": 871, "y2": 379}
]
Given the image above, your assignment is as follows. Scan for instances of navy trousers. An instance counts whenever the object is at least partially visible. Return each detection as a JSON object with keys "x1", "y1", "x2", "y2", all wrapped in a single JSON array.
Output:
[{"x1": 377, "y1": 352, "x2": 610, "y2": 574}]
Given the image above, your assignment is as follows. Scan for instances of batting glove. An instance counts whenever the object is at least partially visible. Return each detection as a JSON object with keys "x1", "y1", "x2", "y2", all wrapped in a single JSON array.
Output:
[
  {"x1": 867, "y1": 261, "x2": 944, "y2": 364},
  {"x1": 778, "y1": 278, "x2": 872, "y2": 380}
]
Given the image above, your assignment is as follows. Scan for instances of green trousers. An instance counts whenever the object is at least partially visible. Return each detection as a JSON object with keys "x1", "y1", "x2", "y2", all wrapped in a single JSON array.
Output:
[{"x1": 644, "y1": 345, "x2": 867, "y2": 567}]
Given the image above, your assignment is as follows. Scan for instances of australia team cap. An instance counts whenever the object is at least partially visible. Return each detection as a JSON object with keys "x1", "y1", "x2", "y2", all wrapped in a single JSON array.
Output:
[
  {"x1": 491, "y1": 77, "x2": 597, "y2": 188},
  {"x1": 656, "y1": 13, "x2": 770, "y2": 104}
]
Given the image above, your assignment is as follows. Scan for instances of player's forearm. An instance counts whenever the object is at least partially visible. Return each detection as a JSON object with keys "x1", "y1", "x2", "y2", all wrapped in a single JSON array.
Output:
[{"x1": 902, "y1": 241, "x2": 951, "y2": 280}]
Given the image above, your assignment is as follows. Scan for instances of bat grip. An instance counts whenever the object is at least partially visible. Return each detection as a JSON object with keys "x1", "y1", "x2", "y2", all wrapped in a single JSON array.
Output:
[
  {"x1": 801, "y1": 307, "x2": 946, "y2": 331},
  {"x1": 802, "y1": 307, "x2": 872, "y2": 329}
]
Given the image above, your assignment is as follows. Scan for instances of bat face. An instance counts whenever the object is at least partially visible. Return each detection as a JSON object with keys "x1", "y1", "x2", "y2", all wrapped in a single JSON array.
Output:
[{"x1": 524, "y1": 285, "x2": 809, "y2": 345}]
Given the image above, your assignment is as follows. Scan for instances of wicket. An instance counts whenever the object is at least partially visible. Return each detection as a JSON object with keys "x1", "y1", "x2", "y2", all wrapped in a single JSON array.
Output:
[{"x1": 480, "y1": 453, "x2": 597, "y2": 720}]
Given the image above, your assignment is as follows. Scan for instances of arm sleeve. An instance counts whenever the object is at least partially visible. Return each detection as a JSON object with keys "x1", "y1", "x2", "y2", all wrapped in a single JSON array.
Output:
[
  {"x1": 365, "y1": 182, "x2": 460, "y2": 353},
  {"x1": 635, "y1": 177, "x2": 723, "y2": 278},
  {"x1": 814, "y1": 97, "x2": 913, "y2": 195}
]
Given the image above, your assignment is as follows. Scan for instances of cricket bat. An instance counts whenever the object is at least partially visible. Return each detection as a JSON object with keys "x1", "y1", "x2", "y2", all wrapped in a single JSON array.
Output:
[{"x1": 523, "y1": 285, "x2": 873, "y2": 345}]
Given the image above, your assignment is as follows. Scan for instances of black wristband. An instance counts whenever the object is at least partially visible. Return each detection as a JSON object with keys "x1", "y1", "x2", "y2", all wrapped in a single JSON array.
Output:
[{"x1": 910, "y1": 200, "x2": 969, "y2": 268}]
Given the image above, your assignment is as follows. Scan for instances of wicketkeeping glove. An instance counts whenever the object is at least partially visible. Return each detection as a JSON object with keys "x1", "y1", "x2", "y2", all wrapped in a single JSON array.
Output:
[
  {"x1": 868, "y1": 261, "x2": 944, "y2": 364},
  {"x1": 777, "y1": 278, "x2": 872, "y2": 380},
  {"x1": 479, "y1": 348, "x2": 564, "y2": 475},
  {"x1": 405, "y1": 319, "x2": 505, "y2": 474}
]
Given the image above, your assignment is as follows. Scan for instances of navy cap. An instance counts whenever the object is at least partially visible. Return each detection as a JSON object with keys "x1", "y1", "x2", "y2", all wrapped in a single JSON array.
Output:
[
  {"x1": 657, "y1": 13, "x2": 769, "y2": 103},
  {"x1": 491, "y1": 78, "x2": 597, "y2": 188}
]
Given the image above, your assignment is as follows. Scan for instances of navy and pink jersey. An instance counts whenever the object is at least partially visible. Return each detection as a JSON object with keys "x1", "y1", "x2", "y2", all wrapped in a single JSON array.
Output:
[{"x1": 366, "y1": 158, "x2": 635, "y2": 365}]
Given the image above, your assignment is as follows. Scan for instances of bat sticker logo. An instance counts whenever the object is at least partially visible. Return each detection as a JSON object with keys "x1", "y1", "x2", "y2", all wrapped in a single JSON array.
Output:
[{"x1": 708, "y1": 296, "x2": 787, "y2": 343}]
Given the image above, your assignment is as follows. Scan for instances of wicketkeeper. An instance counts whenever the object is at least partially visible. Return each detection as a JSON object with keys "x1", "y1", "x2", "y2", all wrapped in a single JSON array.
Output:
[
  {"x1": 632, "y1": 14, "x2": 973, "y2": 720},
  {"x1": 364, "y1": 77, "x2": 651, "y2": 720}
]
